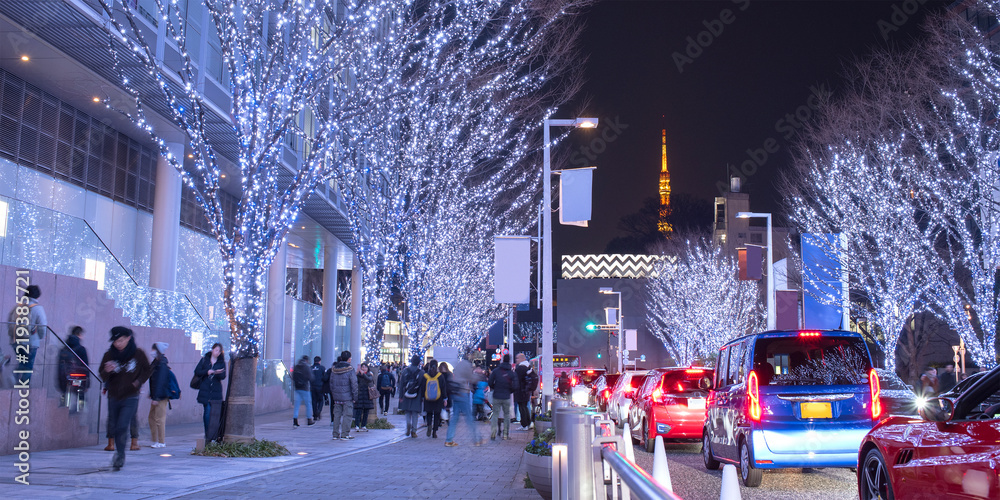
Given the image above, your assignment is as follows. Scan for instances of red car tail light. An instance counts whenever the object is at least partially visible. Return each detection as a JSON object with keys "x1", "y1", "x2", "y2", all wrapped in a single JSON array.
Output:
[
  {"x1": 602, "y1": 388, "x2": 611, "y2": 400},
  {"x1": 869, "y1": 369, "x2": 882, "y2": 420},
  {"x1": 747, "y1": 370, "x2": 761, "y2": 421},
  {"x1": 799, "y1": 331, "x2": 821, "y2": 337},
  {"x1": 570, "y1": 377, "x2": 578, "y2": 386},
  {"x1": 685, "y1": 369, "x2": 705, "y2": 374},
  {"x1": 652, "y1": 387, "x2": 663, "y2": 403}
]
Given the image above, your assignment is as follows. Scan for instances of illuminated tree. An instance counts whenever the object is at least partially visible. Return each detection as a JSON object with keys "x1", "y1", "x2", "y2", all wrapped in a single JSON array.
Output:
[{"x1": 645, "y1": 235, "x2": 763, "y2": 364}]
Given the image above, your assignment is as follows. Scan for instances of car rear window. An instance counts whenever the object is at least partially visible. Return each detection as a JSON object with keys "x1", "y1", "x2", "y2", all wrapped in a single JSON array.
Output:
[
  {"x1": 753, "y1": 336, "x2": 871, "y2": 386},
  {"x1": 661, "y1": 370, "x2": 714, "y2": 394},
  {"x1": 574, "y1": 370, "x2": 604, "y2": 386},
  {"x1": 629, "y1": 375, "x2": 648, "y2": 389}
]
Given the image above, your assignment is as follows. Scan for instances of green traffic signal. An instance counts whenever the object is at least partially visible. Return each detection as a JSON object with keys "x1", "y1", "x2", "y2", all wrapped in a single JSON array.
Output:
[
  {"x1": 597, "y1": 352, "x2": 602, "y2": 359},
  {"x1": 585, "y1": 322, "x2": 597, "y2": 332}
]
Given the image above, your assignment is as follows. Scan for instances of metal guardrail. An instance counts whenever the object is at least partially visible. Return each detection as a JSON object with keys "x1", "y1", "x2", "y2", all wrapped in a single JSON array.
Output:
[{"x1": 600, "y1": 445, "x2": 683, "y2": 500}]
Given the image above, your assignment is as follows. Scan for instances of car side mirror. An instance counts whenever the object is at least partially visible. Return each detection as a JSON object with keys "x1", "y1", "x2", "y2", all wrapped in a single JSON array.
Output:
[{"x1": 919, "y1": 397, "x2": 955, "y2": 422}]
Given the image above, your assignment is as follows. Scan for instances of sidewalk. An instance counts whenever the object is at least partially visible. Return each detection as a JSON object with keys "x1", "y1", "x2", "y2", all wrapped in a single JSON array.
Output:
[{"x1": 3, "y1": 409, "x2": 542, "y2": 499}]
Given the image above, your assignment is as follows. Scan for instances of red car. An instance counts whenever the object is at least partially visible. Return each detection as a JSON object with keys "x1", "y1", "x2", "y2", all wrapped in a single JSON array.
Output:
[
  {"x1": 857, "y1": 365, "x2": 1000, "y2": 500},
  {"x1": 628, "y1": 367, "x2": 715, "y2": 452}
]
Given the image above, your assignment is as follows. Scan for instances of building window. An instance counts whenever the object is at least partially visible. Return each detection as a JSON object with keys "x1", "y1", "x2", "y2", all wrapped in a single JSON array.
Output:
[
  {"x1": 750, "y1": 233, "x2": 763, "y2": 244},
  {"x1": 84, "y1": 258, "x2": 106, "y2": 290}
]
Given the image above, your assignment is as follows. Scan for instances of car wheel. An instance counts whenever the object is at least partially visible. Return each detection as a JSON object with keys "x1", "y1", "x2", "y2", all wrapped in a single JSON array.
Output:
[
  {"x1": 860, "y1": 448, "x2": 895, "y2": 500},
  {"x1": 644, "y1": 420, "x2": 655, "y2": 453},
  {"x1": 739, "y1": 438, "x2": 763, "y2": 487},
  {"x1": 702, "y1": 429, "x2": 720, "y2": 470}
]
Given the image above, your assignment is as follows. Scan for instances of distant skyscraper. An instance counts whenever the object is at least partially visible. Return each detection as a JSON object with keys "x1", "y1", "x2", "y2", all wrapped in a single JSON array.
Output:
[{"x1": 658, "y1": 127, "x2": 673, "y2": 234}]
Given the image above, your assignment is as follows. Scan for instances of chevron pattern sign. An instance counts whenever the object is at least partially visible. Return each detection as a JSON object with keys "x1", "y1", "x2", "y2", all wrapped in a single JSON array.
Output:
[{"x1": 561, "y1": 254, "x2": 675, "y2": 279}]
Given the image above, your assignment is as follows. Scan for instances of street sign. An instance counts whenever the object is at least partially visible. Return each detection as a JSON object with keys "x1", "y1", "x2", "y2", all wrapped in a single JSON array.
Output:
[
  {"x1": 639, "y1": 355, "x2": 646, "y2": 362},
  {"x1": 623, "y1": 350, "x2": 630, "y2": 358}
]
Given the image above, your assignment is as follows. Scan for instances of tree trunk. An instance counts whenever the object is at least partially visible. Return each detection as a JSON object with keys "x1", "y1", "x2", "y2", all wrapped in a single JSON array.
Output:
[
  {"x1": 220, "y1": 254, "x2": 267, "y2": 443},
  {"x1": 223, "y1": 356, "x2": 257, "y2": 443}
]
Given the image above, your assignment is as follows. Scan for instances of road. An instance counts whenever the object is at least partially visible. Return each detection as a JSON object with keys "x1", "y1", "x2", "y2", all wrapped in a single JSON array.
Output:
[{"x1": 631, "y1": 440, "x2": 860, "y2": 500}]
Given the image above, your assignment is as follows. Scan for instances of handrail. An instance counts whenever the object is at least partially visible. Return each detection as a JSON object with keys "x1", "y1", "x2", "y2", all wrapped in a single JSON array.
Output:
[
  {"x1": 44, "y1": 325, "x2": 102, "y2": 381},
  {"x1": 600, "y1": 446, "x2": 683, "y2": 500}
]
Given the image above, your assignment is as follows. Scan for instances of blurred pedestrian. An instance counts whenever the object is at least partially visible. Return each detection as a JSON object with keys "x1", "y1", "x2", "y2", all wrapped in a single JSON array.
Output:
[
  {"x1": 445, "y1": 353, "x2": 480, "y2": 447},
  {"x1": 473, "y1": 367, "x2": 489, "y2": 421},
  {"x1": 147, "y1": 342, "x2": 171, "y2": 448},
  {"x1": 195, "y1": 343, "x2": 227, "y2": 442},
  {"x1": 377, "y1": 364, "x2": 396, "y2": 416},
  {"x1": 99, "y1": 327, "x2": 151, "y2": 471},
  {"x1": 920, "y1": 366, "x2": 939, "y2": 397},
  {"x1": 292, "y1": 355, "x2": 314, "y2": 428},
  {"x1": 311, "y1": 356, "x2": 326, "y2": 421},
  {"x1": 399, "y1": 354, "x2": 424, "y2": 438},
  {"x1": 57, "y1": 326, "x2": 89, "y2": 409},
  {"x1": 329, "y1": 351, "x2": 358, "y2": 440},
  {"x1": 488, "y1": 354, "x2": 518, "y2": 440},
  {"x1": 420, "y1": 359, "x2": 448, "y2": 438},
  {"x1": 354, "y1": 362, "x2": 375, "y2": 431},
  {"x1": 938, "y1": 364, "x2": 956, "y2": 394},
  {"x1": 7, "y1": 284, "x2": 46, "y2": 384}
]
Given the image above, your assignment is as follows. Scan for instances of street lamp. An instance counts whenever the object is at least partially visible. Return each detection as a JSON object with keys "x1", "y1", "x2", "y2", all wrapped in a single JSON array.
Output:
[
  {"x1": 542, "y1": 117, "x2": 598, "y2": 401},
  {"x1": 599, "y1": 287, "x2": 623, "y2": 372},
  {"x1": 736, "y1": 211, "x2": 775, "y2": 330}
]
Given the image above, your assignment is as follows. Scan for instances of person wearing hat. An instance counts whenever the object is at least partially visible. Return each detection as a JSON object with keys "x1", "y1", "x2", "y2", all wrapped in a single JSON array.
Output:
[
  {"x1": 7, "y1": 284, "x2": 47, "y2": 384},
  {"x1": 99, "y1": 326, "x2": 151, "y2": 471},
  {"x1": 147, "y1": 342, "x2": 171, "y2": 448}
]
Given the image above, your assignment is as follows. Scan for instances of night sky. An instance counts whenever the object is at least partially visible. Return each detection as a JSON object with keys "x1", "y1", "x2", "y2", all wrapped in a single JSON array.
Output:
[{"x1": 553, "y1": 0, "x2": 949, "y2": 259}]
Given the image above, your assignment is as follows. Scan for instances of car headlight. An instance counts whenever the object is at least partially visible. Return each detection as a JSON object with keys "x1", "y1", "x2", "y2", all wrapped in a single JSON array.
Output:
[
  {"x1": 572, "y1": 390, "x2": 589, "y2": 406},
  {"x1": 914, "y1": 396, "x2": 927, "y2": 410}
]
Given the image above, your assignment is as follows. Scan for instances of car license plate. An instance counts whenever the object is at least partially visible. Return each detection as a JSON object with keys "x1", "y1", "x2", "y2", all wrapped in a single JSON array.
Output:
[
  {"x1": 800, "y1": 402, "x2": 832, "y2": 418},
  {"x1": 688, "y1": 398, "x2": 706, "y2": 409}
]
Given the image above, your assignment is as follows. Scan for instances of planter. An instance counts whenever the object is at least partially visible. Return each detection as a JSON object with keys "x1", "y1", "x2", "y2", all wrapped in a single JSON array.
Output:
[
  {"x1": 534, "y1": 420, "x2": 553, "y2": 435},
  {"x1": 523, "y1": 450, "x2": 553, "y2": 500}
]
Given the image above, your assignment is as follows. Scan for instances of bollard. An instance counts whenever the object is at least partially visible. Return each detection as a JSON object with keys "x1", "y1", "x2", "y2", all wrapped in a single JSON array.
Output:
[
  {"x1": 555, "y1": 407, "x2": 594, "y2": 500},
  {"x1": 621, "y1": 421, "x2": 636, "y2": 462},
  {"x1": 652, "y1": 436, "x2": 673, "y2": 491},
  {"x1": 720, "y1": 463, "x2": 742, "y2": 500}
]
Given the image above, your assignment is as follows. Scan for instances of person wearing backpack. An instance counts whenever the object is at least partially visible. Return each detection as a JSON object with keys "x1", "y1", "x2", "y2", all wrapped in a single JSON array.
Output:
[
  {"x1": 57, "y1": 326, "x2": 90, "y2": 408},
  {"x1": 419, "y1": 359, "x2": 449, "y2": 438},
  {"x1": 488, "y1": 354, "x2": 519, "y2": 440},
  {"x1": 398, "y1": 354, "x2": 424, "y2": 438},
  {"x1": 376, "y1": 365, "x2": 396, "y2": 416},
  {"x1": 147, "y1": 342, "x2": 171, "y2": 448}
]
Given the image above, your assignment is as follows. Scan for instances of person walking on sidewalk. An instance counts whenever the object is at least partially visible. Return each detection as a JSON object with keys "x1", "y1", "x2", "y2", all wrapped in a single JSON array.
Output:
[
  {"x1": 310, "y1": 356, "x2": 326, "y2": 421},
  {"x1": 513, "y1": 353, "x2": 537, "y2": 431},
  {"x1": 292, "y1": 355, "x2": 314, "y2": 428},
  {"x1": 473, "y1": 367, "x2": 489, "y2": 421},
  {"x1": 420, "y1": 359, "x2": 448, "y2": 438},
  {"x1": 147, "y1": 342, "x2": 171, "y2": 448},
  {"x1": 195, "y1": 343, "x2": 226, "y2": 442},
  {"x1": 99, "y1": 327, "x2": 151, "y2": 471},
  {"x1": 399, "y1": 354, "x2": 424, "y2": 438},
  {"x1": 329, "y1": 351, "x2": 358, "y2": 440},
  {"x1": 488, "y1": 354, "x2": 518, "y2": 440},
  {"x1": 445, "y1": 353, "x2": 481, "y2": 447},
  {"x1": 354, "y1": 362, "x2": 375, "y2": 431},
  {"x1": 376, "y1": 364, "x2": 395, "y2": 416}
]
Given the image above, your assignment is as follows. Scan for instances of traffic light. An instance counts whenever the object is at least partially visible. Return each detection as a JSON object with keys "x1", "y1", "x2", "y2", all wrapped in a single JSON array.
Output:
[
  {"x1": 585, "y1": 322, "x2": 597, "y2": 332},
  {"x1": 597, "y1": 352, "x2": 602, "y2": 359}
]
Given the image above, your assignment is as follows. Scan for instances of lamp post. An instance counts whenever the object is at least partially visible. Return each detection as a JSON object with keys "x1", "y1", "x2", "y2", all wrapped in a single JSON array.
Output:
[
  {"x1": 599, "y1": 287, "x2": 622, "y2": 372},
  {"x1": 736, "y1": 211, "x2": 774, "y2": 330},
  {"x1": 542, "y1": 117, "x2": 598, "y2": 401}
]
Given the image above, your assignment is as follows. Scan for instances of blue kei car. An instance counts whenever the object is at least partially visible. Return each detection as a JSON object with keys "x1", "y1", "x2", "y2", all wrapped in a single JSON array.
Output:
[{"x1": 702, "y1": 330, "x2": 882, "y2": 487}]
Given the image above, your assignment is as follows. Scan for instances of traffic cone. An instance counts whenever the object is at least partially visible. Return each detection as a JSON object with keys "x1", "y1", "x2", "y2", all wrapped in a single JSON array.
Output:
[
  {"x1": 720, "y1": 463, "x2": 742, "y2": 500},
  {"x1": 653, "y1": 436, "x2": 673, "y2": 491},
  {"x1": 621, "y1": 422, "x2": 636, "y2": 462}
]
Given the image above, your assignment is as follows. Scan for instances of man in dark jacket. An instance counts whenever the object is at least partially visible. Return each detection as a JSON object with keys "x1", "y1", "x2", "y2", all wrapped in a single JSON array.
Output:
[
  {"x1": 99, "y1": 326, "x2": 151, "y2": 471},
  {"x1": 329, "y1": 351, "x2": 358, "y2": 440},
  {"x1": 292, "y1": 355, "x2": 314, "y2": 427},
  {"x1": 376, "y1": 365, "x2": 396, "y2": 416},
  {"x1": 488, "y1": 354, "x2": 519, "y2": 440},
  {"x1": 147, "y1": 342, "x2": 170, "y2": 448},
  {"x1": 311, "y1": 356, "x2": 326, "y2": 421},
  {"x1": 399, "y1": 354, "x2": 424, "y2": 438},
  {"x1": 513, "y1": 353, "x2": 536, "y2": 431},
  {"x1": 57, "y1": 326, "x2": 89, "y2": 409}
]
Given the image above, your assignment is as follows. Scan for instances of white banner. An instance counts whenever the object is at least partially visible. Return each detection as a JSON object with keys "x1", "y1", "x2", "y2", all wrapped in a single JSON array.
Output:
[
  {"x1": 559, "y1": 168, "x2": 594, "y2": 227},
  {"x1": 494, "y1": 236, "x2": 531, "y2": 303},
  {"x1": 605, "y1": 308, "x2": 618, "y2": 326},
  {"x1": 625, "y1": 329, "x2": 638, "y2": 351}
]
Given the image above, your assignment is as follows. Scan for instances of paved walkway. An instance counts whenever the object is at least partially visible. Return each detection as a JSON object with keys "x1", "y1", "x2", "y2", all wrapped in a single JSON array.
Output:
[{"x1": 2, "y1": 409, "x2": 541, "y2": 499}]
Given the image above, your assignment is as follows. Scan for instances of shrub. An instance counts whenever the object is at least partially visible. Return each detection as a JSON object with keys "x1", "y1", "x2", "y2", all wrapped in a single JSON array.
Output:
[
  {"x1": 368, "y1": 417, "x2": 395, "y2": 429},
  {"x1": 192, "y1": 439, "x2": 289, "y2": 458},
  {"x1": 525, "y1": 428, "x2": 555, "y2": 456}
]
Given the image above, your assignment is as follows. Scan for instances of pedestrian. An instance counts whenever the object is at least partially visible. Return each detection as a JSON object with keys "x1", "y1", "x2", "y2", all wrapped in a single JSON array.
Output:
[
  {"x1": 439, "y1": 361, "x2": 453, "y2": 423},
  {"x1": 329, "y1": 351, "x2": 358, "y2": 440},
  {"x1": 354, "y1": 362, "x2": 375, "y2": 431},
  {"x1": 444, "y1": 352, "x2": 481, "y2": 447},
  {"x1": 292, "y1": 355, "x2": 314, "y2": 428},
  {"x1": 557, "y1": 371, "x2": 571, "y2": 396},
  {"x1": 920, "y1": 366, "x2": 939, "y2": 397},
  {"x1": 938, "y1": 364, "x2": 956, "y2": 394},
  {"x1": 7, "y1": 284, "x2": 47, "y2": 384},
  {"x1": 513, "y1": 353, "x2": 537, "y2": 431},
  {"x1": 98, "y1": 326, "x2": 151, "y2": 471},
  {"x1": 420, "y1": 359, "x2": 448, "y2": 438},
  {"x1": 147, "y1": 342, "x2": 171, "y2": 448},
  {"x1": 472, "y1": 367, "x2": 489, "y2": 421},
  {"x1": 376, "y1": 364, "x2": 396, "y2": 416},
  {"x1": 399, "y1": 354, "x2": 424, "y2": 438},
  {"x1": 195, "y1": 343, "x2": 227, "y2": 442},
  {"x1": 488, "y1": 354, "x2": 518, "y2": 440},
  {"x1": 103, "y1": 406, "x2": 140, "y2": 451},
  {"x1": 311, "y1": 356, "x2": 326, "y2": 421},
  {"x1": 57, "y1": 326, "x2": 89, "y2": 409}
]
